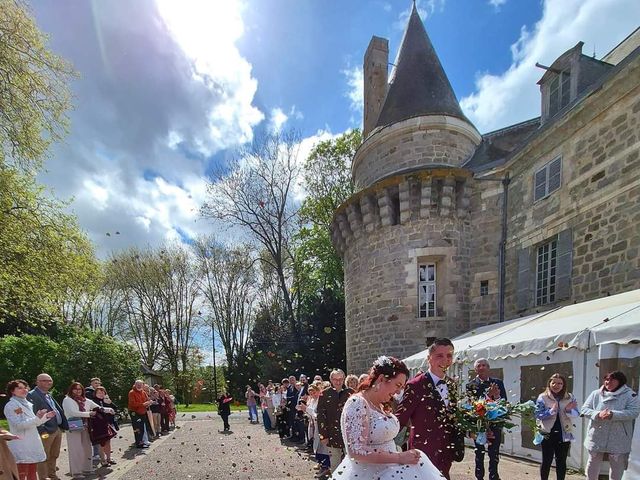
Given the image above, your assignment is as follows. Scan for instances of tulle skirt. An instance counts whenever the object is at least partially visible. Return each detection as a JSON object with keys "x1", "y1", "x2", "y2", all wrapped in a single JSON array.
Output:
[{"x1": 331, "y1": 450, "x2": 445, "y2": 480}]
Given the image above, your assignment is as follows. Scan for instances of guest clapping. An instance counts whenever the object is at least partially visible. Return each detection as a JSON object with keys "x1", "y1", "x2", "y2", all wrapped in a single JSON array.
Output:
[
  {"x1": 3, "y1": 380, "x2": 56, "y2": 480},
  {"x1": 535, "y1": 373, "x2": 579, "y2": 480},
  {"x1": 62, "y1": 382, "x2": 114, "y2": 478},
  {"x1": 581, "y1": 371, "x2": 640, "y2": 480}
]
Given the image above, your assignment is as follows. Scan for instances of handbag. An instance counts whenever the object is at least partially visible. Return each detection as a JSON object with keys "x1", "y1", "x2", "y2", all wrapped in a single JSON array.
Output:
[{"x1": 67, "y1": 417, "x2": 85, "y2": 432}]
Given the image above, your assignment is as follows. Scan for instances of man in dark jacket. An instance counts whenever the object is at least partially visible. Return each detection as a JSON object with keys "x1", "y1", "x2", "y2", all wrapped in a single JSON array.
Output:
[
  {"x1": 27, "y1": 373, "x2": 68, "y2": 480},
  {"x1": 466, "y1": 358, "x2": 508, "y2": 480},
  {"x1": 84, "y1": 377, "x2": 101, "y2": 400},
  {"x1": 316, "y1": 369, "x2": 353, "y2": 472},
  {"x1": 284, "y1": 377, "x2": 297, "y2": 438}
]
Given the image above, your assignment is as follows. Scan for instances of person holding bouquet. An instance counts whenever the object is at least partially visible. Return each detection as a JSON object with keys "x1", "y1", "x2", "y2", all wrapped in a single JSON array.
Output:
[
  {"x1": 466, "y1": 358, "x2": 507, "y2": 480},
  {"x1": 534, "y1": 373, "x2": 579, "y2": 480},
  {"x1": 581, "y1": 371, "x2": 640, "y2": 480}
]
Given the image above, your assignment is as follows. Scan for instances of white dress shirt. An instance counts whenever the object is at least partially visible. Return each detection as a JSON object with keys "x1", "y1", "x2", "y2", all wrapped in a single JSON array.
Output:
[{"x1": 428, "y1": 371, "x2": 449, "y2": 406}]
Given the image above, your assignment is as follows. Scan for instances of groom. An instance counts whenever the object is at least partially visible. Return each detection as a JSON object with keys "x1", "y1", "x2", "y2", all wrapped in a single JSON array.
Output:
[{"x1": 396, "y1": 338, "x2": 464, "y2": 479}]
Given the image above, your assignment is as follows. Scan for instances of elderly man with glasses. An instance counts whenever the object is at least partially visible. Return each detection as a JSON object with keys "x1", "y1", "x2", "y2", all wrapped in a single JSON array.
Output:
[{"x1": 27, "y1": 373, "x2": 68, "y2": 480}]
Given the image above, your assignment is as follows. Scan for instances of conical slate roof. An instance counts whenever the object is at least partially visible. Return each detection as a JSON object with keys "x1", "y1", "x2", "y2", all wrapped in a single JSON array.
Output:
[{"x1": 375, "y1": 4, "x2": 468, "y2": 128}]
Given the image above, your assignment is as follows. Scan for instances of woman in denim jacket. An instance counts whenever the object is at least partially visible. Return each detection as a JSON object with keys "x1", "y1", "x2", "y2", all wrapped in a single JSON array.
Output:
[{"x1": 534, "y1": 373, "x2": 579, "y2": 480}]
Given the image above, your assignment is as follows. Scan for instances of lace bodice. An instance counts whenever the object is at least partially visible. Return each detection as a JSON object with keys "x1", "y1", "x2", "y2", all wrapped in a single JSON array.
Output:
[{"x1": 340, "y1": 394, "x2": 399, "y2": 456}]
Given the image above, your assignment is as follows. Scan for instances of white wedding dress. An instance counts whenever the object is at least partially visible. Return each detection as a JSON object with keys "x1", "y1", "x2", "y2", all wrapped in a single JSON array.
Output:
[{"x1": 331, "y1": 394, "x2": 445, "y2": 479}]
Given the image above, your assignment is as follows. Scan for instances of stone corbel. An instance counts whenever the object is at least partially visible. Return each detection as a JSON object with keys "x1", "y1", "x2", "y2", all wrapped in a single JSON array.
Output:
[
  {"x1": 420, "y1": 178, "x2": 433, "y2": 219},
  {"x1": 346, "y1": 202, "x2": 363, "y2": 239},
  {"x1": 440, "y1": 176, "x2": 456, "y2": 216}
]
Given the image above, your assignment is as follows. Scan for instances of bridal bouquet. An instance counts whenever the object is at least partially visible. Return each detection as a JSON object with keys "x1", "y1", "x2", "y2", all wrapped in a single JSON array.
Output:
[{"x1": 455, "y1": 398, "x2": 537, "y2": 445}]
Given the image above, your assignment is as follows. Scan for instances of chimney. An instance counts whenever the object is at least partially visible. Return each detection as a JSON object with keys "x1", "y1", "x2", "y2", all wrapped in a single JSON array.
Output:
[{"x1": 363, "y1": 36, "x2": 389, "y2": 138}]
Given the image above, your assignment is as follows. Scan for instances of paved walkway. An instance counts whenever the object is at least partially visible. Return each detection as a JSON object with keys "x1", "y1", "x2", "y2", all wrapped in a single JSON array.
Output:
[{"x1": 50, "y1": 412, "x2": 586, "y2": 479}]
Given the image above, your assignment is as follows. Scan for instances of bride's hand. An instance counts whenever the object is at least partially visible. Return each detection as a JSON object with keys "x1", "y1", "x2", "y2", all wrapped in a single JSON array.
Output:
[{"x1": 399, "y1": 449, "x2": 420, "y2": 465}]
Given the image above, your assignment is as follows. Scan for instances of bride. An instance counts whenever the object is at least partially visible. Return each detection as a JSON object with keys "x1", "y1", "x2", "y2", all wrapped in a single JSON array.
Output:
[{"x1": 331, "y1": 356, "x2": 445, "y2": 479}]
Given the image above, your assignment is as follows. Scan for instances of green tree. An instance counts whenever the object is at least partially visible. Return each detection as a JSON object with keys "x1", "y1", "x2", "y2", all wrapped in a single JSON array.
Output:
[
  {"x1": 0, "y1": 168, "x2": 99, "y2": 335},
  {"x1": 0, "y1": 0, "x2": 76, "y2": 171},
  {"x1": 296, "y1": 129, "x2": 361, "y2": 298},
  {"x1": 290, "y1": 129, "x2": 361, "y2": 375},
  {"x1": 0, "y1": 0, "x2": 97, "y2": 336},
  {"x1": 0, "y1": 325, "x2": 141, "y2": 405}
]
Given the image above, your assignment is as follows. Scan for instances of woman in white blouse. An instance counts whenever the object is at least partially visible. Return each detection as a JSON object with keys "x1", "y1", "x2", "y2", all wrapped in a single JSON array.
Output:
[
  {"x1": 62, "y1": 382, "x2": 114, "y2": 479},
  {"x1": 300, "y1": 383, "x2": 331, "y2": 476},
  {"x1": 3, "y1": 379, "x2": 56, "y2": 480},
  {"x1": 271, "y1": 383, "x2": 288, "y2": 438}
]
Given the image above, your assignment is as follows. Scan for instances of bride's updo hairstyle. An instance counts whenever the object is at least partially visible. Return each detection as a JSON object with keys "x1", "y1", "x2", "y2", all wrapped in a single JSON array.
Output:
[{"x1": 358, "y1": 356, "x2": 410, "y2": 392}]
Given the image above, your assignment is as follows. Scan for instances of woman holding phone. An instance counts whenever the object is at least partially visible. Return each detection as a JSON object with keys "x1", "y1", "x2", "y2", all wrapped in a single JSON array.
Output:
[{"x1": 534, "y1": 373, "x2": 579, "y2": 480}]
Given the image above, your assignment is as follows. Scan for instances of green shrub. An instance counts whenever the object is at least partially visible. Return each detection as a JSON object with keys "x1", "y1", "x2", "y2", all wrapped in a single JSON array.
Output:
[{"x1": 0, "y1": 325, "x2": 140, "y2": 411}]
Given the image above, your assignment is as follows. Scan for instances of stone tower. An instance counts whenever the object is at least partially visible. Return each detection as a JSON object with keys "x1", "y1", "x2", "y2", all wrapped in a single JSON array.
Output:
[{"x1": 332, "y1": 5, "x2": 481, "y2": 373}]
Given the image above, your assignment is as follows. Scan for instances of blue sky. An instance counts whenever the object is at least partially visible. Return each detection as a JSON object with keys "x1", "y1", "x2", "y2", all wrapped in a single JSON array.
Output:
[{"x1": 29, "y1": 0, "x2": 640, "y2": 257}]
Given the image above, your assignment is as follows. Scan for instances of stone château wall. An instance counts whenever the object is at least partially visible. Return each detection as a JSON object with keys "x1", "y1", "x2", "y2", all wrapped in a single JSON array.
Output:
[
  {"x1": 333, "y1": 170, "x2": 473, "y2": 373},
  {"x1": 352, "y1": 116, "x2": 481, "y2": 191},
  {"x1": 502, "y1": 55, "x2": 640, "y2": 317}
]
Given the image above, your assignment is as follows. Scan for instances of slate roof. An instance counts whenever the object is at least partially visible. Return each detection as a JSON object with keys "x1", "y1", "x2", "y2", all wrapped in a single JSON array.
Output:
[
  {"x1": 464, "y1": 118, "x2": 541, "y2": 173},
  {"x1": 375, "y1": 4, "x2": 469, "y2": 129},
  {"x1": 466, "y1": 44, "x2": 640, "y2": 173}
]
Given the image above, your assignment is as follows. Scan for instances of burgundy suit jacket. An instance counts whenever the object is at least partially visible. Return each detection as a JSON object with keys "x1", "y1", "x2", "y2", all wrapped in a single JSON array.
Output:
[{"x1": 396, "y1": 372, "x2": 461, "y2": 476}]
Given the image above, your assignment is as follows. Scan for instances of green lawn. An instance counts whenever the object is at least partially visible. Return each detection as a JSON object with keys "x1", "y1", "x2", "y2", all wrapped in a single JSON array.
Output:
[
  {"x1": 176, "y1": 403, "x2": 245, "y2": 413},
  {"x1": 0, "y1": 419, "x2": 7, "y2": 430}
]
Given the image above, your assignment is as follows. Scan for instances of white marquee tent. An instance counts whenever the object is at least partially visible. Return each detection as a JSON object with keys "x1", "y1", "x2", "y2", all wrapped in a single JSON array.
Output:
[{"x1": 404, "y1": 288, "x2": 640, "y2": 477}]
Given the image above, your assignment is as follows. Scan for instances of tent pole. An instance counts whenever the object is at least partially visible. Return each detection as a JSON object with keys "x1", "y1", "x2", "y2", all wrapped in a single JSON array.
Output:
[{"x1": 580, "y1": 336, "x2": 591, "y2": 471}]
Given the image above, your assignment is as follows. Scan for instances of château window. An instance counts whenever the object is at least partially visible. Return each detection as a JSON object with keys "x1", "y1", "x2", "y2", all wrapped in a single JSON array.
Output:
[
  {"x1": 418, "y1": 263, "x2": 436, "y2": 318},
  {"x1": 480, "y1": 280, "x2": 489, "y2": 297},
  {"x1": 536, "y1": 239, "x2": 557, "y2": 306},
  {"x1": 549, "y1": 71, "x2": 570, "y2": 117},
  {"x1": 534, "y1": 157, "x2": 562, "y2": 202}
]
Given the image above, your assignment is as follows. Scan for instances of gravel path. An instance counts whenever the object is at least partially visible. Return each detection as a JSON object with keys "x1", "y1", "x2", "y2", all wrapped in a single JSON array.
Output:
[
  {"x1": 50, "y1": 412, "x2": 586, "y2": 479},
  {"x1": 122, "y1": 412, "x2": 317, "y2": 479}
]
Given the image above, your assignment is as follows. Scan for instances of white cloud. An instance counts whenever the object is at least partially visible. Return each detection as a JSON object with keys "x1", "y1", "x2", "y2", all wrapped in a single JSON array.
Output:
[
  {"x1": 343, "y1": 65, "x2": 363, "y2": 113},
  {"x1": 395, "y1": 0, "x2": 446, "y2": 29},
  {"x1": 292, "y1": 129, "x2": 342, "y2": 202},
  {"x1": 269, "y1": 107, "x2": 289, "y2": 133},
  {"x1": 31, "y1": 0, "x2": 265, "y2": 257},
  {"x1": 488, "y1": 0, "x2": 507, "y2": 9},
  {"x1": 156, "y1": 0, "x2": 264, "y2": 155},
  {"x1": 267, "y1": 106, "x2": 304, "y2": 133},
  {"x1": 460, "y1": 0, "x2": 640, "y2": 133}
]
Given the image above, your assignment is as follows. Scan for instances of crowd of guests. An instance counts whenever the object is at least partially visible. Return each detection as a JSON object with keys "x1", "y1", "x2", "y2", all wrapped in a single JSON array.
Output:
[
  {"x1": 1, "y1": 374, "x2": 177, "y2": 480},
  {"x1": 239, "y1": 373, "x2": 352, "y2": 476},
  {"x1": 239, "y1": 338, "x2": 639, "y2": 480},
  {"x1": 126, "y1": 380, "x2": 176, "y2": 450}
]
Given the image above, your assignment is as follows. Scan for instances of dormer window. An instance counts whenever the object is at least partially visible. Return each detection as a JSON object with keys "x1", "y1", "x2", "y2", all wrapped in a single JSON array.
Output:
[{"x1": 549, "y1": 71, "x2": 570, "y2": 117}]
